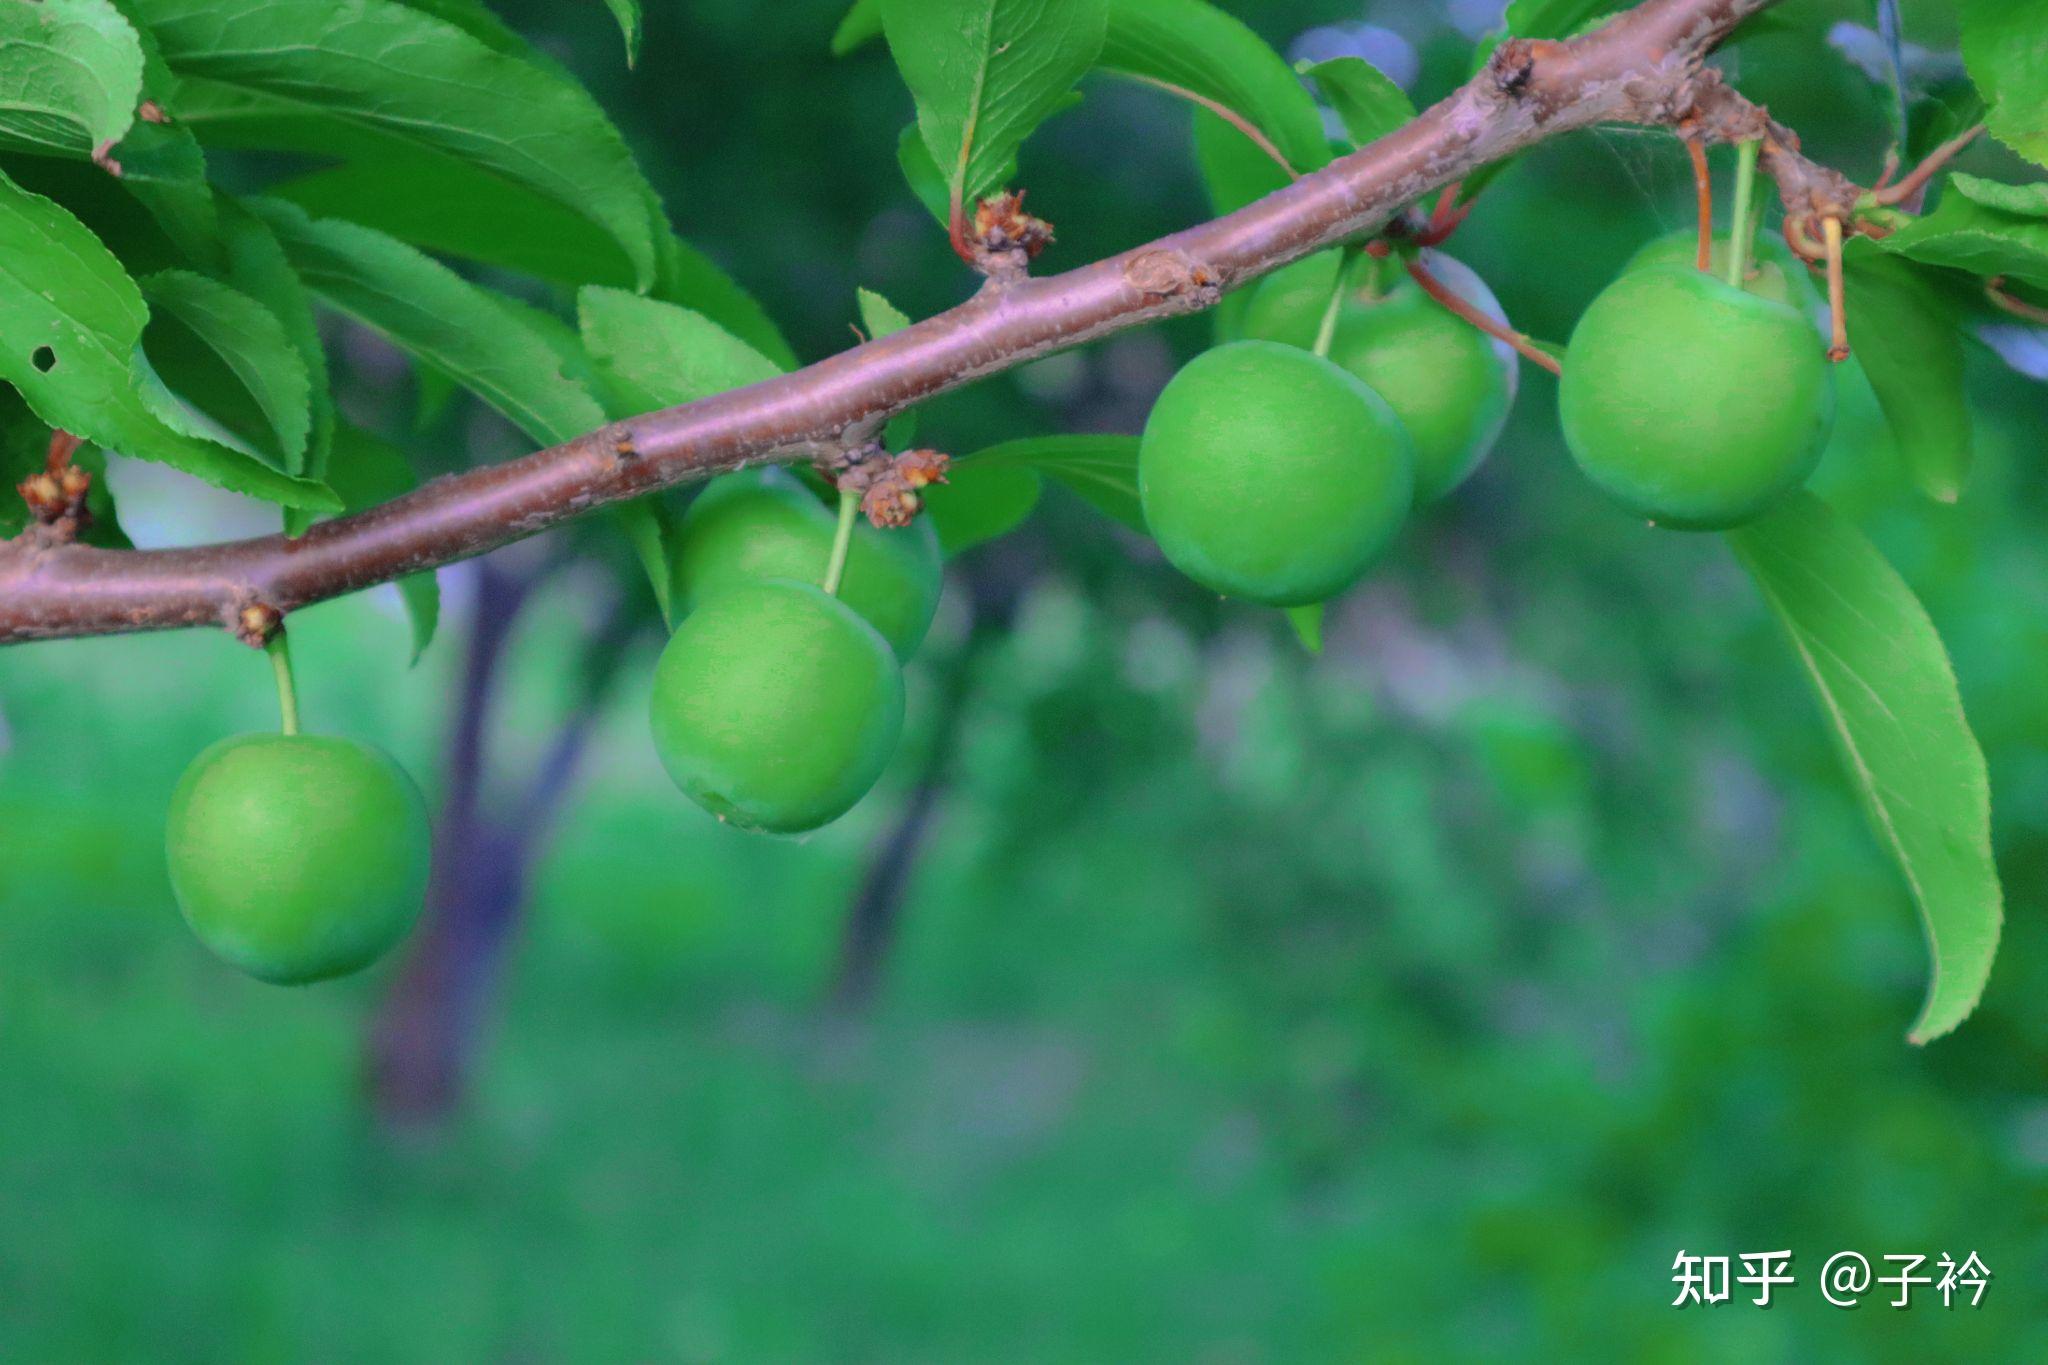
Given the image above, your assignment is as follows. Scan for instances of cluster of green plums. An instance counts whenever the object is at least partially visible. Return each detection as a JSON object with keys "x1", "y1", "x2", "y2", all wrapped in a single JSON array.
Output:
[{"x1": 1139, "y1": 234, "x2": 1835, "y2": 608}]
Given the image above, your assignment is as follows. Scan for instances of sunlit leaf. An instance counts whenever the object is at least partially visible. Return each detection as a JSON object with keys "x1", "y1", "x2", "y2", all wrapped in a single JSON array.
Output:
[
  {"x1": 1957, "y1": 0, "x2": 2048, "y2": 167},
  {"x1": 0, "y1": 0, "x2": 144, "y2": 159}
]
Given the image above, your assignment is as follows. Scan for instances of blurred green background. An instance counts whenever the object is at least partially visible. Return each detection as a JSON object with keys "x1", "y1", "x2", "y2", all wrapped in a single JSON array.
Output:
[{"x1": 4, "y1": 0, "x2": 2047, "y2": 1359}]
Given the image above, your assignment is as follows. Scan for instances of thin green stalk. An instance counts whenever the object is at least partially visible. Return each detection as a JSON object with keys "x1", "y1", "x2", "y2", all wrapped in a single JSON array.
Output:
[
  {"x1": 267, "y1": 632, "x2": 300, "y2": 736},
  {"x1": 1311, "y1": 248, "x2": 1359, "y2": 359},
  {"x1": 822, "y1": 484, "x2": 859, "y2": 597},
  {"x1": 1726, "y1": 139, "x2": 1761, "y2": 289}
]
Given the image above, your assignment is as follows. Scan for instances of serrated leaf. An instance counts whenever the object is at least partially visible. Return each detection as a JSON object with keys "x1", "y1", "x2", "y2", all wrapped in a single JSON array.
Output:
[
  {"x1": 139, "y1": 269, "x2": 311, "y2": 475},
  {"x1": 102, "y1": 0, "x2": 218, "y2": 264},
  {"x1": 217, "y1": 197, "x2": 331, "y2": 533},
  {"x1": 252, "y1": 199, "x2": 604, "y2": 447},
  {"x1": 923, "y1": 459, "x2": 1040, "y2": 554},
  {"x1": 0, "y1": 0, "x2": 144, "y2": 158},
  {"x1": 0, "y1": 169, "x2": 333, "y2": 509},
  {"x1": 132, "y1": 0, "x2": 660, "y2": 287},
  {"x1": 1841, "y1": 246, "x2": 1972, "y2": 503},
  {"x1": 1284, "y1": 603, "x2": 1323, "y2": 654},
  {"x1": 1301, "y1": 56, "x2": 1413, "y2": 150},
  {"x1": 966, "y1": 433, "x2": 1142, "y2": 531},
  {"x1": 880, "y1": 0, "x2": 1107, "y2": 212},
  {"x1": 577, "y1": 285, "x2": 785, "y2": 418},
  {"x1": 1100, "y1": 0, "x2": 1329, "y2": 181},
  {"x1": 1949, "y1": 172, "x2": 2048, "y2": 218},
  {"x1": 1727, "y1": 492, "x2": 2002, "y2": 1044},
  {"x1": 831, "y1": 0, "x2": 883, "y2": 56},
  {"x1": 321, "y1": 422, "x2": 440, "y2": 660},
  {"x1": 1883, "y1": 181, "x2": 2048, "y2": 290},
  {"x1": 1958, "y1": 0, "x2": 2048, "y2": 167}
]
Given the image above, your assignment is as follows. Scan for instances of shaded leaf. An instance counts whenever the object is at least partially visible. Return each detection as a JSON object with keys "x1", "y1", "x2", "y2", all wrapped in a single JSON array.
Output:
[
  {"x1": 881, "y1": 0, "x2": 1106, "y2": 210},
  {"x1": 0, "y1": 169, "x2": 333, "y2": 509},
  {"x1": 1503, "y1": 0, "x2": 1621, "y2": 39},
  {"x1": 601, "y1": 0, "x2": 640, "y2": 65},
  {"x1": 103, "y1": 0, "x2": 217, "y2": 264},
  {"x1": 1842, "y1": 247, "x2": 1972, "y2": 503},
  {"x1": 577, "y1": 286, "x2": 784, "y2": 418},
  {"x1": 0, "y1": 0, "x2": 144, "y2": 158},
  {"x1": 1949, "y1": 172, "x2": 2048, "y2": 218},
  {"x1": 1301, "y1": 56, "x2": 1413, "y2": 150},
  {"x1": 967, "y1": 433, "x2": 1142, "y2": 531},
  {"x1": 923, "y1": 459, "x2": 1040, "y2": 554},
  {"x1": 217, "y1": 197, "x2": 332, "y2": 533},
  {"x1": 252, "y1": 199, "x2": 605, "y2": 447},
  {"x1": 1883, "y1": 179, "x2": 2048, "y2": 289},
  {"x1": 140, "y1": 269, "x2": 311, "y2": 474},
  {"x1": 1284, "y1": 603, "x2": 1323, "y2": 654},
  {"x1": 1727, "y1": 492, "x2": 2002, "y2": 1044},
  {"x1": 831, "y1": 0, "x2": 883, "y2": 56},
  {"x1": 133, "y1": 0, "x2": 660, "y2": 286},
  {"x1": 321, "y1": 422, "x2": 440, "y2": 660}
]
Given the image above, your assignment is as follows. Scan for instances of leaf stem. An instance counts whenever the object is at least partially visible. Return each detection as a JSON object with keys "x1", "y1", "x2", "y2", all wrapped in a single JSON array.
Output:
[
  {"x1": 822, "y1": 485, "x2": 860, "y2": 597},
  {"x1": 267, "y1": 631, "x2": 300, "y2": 736},
  {"x1": 1726, "y1": 138, "x2": 1760, "y2": 289}
]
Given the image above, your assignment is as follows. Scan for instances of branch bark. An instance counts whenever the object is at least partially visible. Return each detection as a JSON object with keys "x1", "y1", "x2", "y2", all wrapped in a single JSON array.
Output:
[{"x1": 0, "y1": 0, "x2": 1782, "y2": 644}]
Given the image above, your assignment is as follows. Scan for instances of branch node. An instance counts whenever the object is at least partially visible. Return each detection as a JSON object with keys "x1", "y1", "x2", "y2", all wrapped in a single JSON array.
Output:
[
  {"x1": 16, "y1": 430, "x2": 92, "y2": 542},
  {"x1": 963, "y1": 191, "x2": 1054, "y2": 283},
  {"x1": 1122, "y1": 248, "x2": 1220, "y2": 305},
  {"x1": 609, "y1": 424, "x2": 639, "y2": 461},
  {"x1": 824, "y1": 445, "x2": 951, "y2": 529},
  {"x1": 235, "y1": 602, "x2": 283, "y2": 649}
]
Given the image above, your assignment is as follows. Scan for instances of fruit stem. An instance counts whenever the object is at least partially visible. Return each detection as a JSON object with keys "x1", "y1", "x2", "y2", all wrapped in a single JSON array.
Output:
[
  {"x1": 1683, "y1": 134, "x2": 1713, "y2": 273},
  {"x1": 1725, "y1": 139, "x2": 1760, "y2": 290},
  {"x1": 822, "y1": 484, "x2": 859, "y2": 597},
  {"x1": 266, "y1": 631, "x2": 300, "y2": 736},
  {"x1": 1310, "y1": 248, "x2": 1359, "y2": 359},
  {"x1": 1405, "y1": 257, "x2": 1563, "y2": 377},
  {"x1": 1822, "y1": 215, "x2": 1850, "y2": 363}
]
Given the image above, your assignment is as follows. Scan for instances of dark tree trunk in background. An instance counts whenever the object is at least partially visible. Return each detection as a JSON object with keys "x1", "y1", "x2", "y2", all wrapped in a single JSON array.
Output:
[
  {"x1": 365, "y1": 555, "x2": 642, "y2": 1126},
  {"x1": 827, "y1": 548, "x2": 1033, "y2": 1016}
]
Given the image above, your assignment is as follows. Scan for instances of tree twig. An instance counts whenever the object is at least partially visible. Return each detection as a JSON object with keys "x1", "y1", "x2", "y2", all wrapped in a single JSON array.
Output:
[{"x1": 0, "y1": 0, "x2": 1793, "y2": 645}]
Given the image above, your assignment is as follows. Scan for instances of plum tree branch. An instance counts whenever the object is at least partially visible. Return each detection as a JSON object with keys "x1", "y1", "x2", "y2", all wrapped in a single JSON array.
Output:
[{"x1": 0, "y1": 0, "x2": 1791, "y2": 645}]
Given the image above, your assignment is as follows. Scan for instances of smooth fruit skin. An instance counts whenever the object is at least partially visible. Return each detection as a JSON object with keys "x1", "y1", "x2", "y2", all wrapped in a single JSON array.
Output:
[
  {"x1": 669, "y1": 472, "x2": 942, "y2": 660},
  {"x1": 1559, "y1": 264, "x2": 1834, "y2": 530},
  {"x1": 650, "y1": 578, "x2": 904, "y2": 834},
  {"x1": 1324, "y1": 256, "x2": 1518, "y2": 504},
  {"x1": 1139, "y1": 340, "x2": 1413, "y2": 606},
  {"x1": 1624, "y1": 229, "x2": 1805, "y2": 308},
  {"x1": 1235, "y1": 251, "x2": 1341, "y2": 349},
  {"x1": 165, "y1": 734, "x2": 430, "y2": 984}
]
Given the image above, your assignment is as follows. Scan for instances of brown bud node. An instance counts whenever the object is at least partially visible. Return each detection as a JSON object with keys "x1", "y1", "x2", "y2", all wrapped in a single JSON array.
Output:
[{"x1": 236, "y1": 603, "x2": 283, "y2": 648}]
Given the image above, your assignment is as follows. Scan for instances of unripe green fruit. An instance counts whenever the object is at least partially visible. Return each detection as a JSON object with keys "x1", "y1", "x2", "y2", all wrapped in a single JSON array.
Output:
[
  {"x1": 1560, "y1": 264, "x2": 1834, "y2": 530},
  {"x1": 1323, "y1": 256, "x2": 1518, "y2": 504},
  {"x1": 1624, "y1": 229, "x2": 1805, "y2": 308},
  {"x1": 1235, "y1": 251, "x2": 1342, "y2": 349},
  {"x1": 650, "y1": 578, "x2": 904, "y2": 834},
  {"x1": 1139, "y1": 340, "x2": 1413, "y2": 606},
  {"x1": 670, "y1": 472, "x2": 942, "y2": 660},
  {"x1": 165, "y1": 734, "x2": 430, "y2": 984}
]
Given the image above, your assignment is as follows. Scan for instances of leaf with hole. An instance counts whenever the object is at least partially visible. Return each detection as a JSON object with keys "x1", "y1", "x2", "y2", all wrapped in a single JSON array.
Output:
[
  {"x1": 0, "y1": 170, "x2": 334, "y2": 510},
  {"x1": 1727, "y1": 492, "x2": 2002, "y2": 1044}
]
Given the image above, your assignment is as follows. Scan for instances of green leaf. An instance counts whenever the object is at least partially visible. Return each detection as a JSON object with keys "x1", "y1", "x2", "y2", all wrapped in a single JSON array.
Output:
[
  {"x1": 857, "y1": 286, "x2": 918, "y2": 448},
  {"x1": 896, "y1": 121, "x2": 956, "y2": 223},
  {"x1": 1283, "y1": 603, "x2": 1323, "y2": 654},
  {"x1": 1100, "y1": 0, "x2": 1330, "y2": 179},
  {"x1": 880, "y1": 0, "x2": 1107, "y2": 211},
  {"x1": 1727, "y1": 493, "x2": 2002, "y2": 1045},
  {"x1": 966, "y1": 433, "x2": 1142, "y2": 531},
  {"x1": 1958, "y1": 0, "x2": 2048, "y2": 167},
  {"x1": 577, "y1": 285, "x2": 785, "y2": 418},
  {"x1": 252, "y1": 199, "x2": 605, "y2": 447},
  {"x1": 139, "y1": 269, "x2": 311, "y2": 474},
  {"x1": 1948, "y1": 172, "x2": 2048, "y2": 218},
  {"x1": 0, "y1": 0, "x2": 145, "y2": 158},
  {"x1": 1503, "y1": 0, "x2": 1620, "y2": 39},
  {"x1": 655, "y1": 231, "x2": 797, "y2": 371},
  {"x1": 321, "y1": 422, "x2": 440, "y2": 660},
  {"x1": 217, "y1": 197, "x2": 332, "y2": 528},
  {"x1": 132, "y1": 0, "x2": 660, "y2": 287},
  {"x1": 923, "y1": 458, "x2": 1040, "y2": 553},
  {"x1": 1301, "y1": 56, "x2": 1413, "y2": 150},
  {"x1": 1882, "y1": 181, "x2": 2048, "y2": 290},
  {"x1": 103, "y1": 0, "x2": 217, "y2": 264},
  {"x1": 601, "y1": 0, "x2": 640, "y2": 65},
  {"x1": 1191, "y1": 106, "x2": 1289, "y2": 216},
  {"x1": 1842, "y1": 247, "x2": 1972, "y2": 503},
  {"x1": 831, "y1": 0, "x2": 883, "y2": 56},
  {"x1": 0, "y1": 170, "x2": 333, "y2": 509}
]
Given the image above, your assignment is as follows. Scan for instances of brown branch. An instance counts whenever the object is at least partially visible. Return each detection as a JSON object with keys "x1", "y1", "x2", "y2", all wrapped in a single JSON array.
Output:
[{"x1": 0, "y1": 0, "x2": 1784, "y2": 645}]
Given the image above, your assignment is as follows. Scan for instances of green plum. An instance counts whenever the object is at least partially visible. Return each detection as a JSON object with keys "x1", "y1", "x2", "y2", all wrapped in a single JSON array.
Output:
[
  {"x1": 650, "y1": 578, "x2": 904, "y2": 834},
  {"x1": 165, "y1": 734, "x2": 430, "y2": 984},
  {"x1": 1235, "y1": 250, "x2": 1344, "y2": 349},
  {"x1": 1560, "y1": 263, "x2": 1834, "y2": 530},
  {"x1": 669, "y1": 471, "x2": 942, "y2": 660},
  {"x1": 1323, "y1": 255, "x2": 1519, "y2": 504},
  {"x1": 1138, "y1": 340, "x2": 1413, "y2": 606},
  {"x1": 1624, "y1": 229, "x2": 1807, "y2": 308}
]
